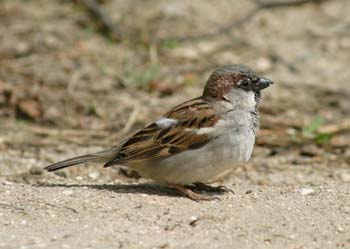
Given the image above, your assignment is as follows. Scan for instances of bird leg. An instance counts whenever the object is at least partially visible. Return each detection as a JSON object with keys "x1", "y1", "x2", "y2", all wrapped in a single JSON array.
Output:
[
  {"x1": 190, "y1": 182, "x2": 234, "y2": 194},
  {"x1": 169, "y1": 184, "x2": 220, "y2": 201}
]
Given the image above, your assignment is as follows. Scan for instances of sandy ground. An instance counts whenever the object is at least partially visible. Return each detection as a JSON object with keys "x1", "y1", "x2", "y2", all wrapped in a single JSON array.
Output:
[
  {"x1": 0, "y1": 0, "x2": 349, "y2": 248},
  {"x1": 0, "y1": 179, "x2": 349, "y2": 249}
]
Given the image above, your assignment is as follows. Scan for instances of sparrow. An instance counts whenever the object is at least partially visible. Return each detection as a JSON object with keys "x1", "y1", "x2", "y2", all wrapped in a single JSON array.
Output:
[{"x1": 44, "y1": 64, "x2": 273, "y2": 201}]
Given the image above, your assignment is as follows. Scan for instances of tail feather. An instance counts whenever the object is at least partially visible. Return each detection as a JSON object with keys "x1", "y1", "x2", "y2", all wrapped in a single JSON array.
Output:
[{"x1": 44, "y1": 149, "x2": 117, "y2": 172}]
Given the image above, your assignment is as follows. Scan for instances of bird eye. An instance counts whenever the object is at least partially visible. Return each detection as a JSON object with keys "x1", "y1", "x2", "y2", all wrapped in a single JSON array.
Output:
[{"x1": 240, "y1": 78, "x2": 251, "y2": 86}]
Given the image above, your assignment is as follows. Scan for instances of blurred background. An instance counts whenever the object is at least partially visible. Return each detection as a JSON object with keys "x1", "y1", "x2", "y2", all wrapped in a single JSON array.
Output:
[{"x1": 0, "y1": 0, "x2": 349, "y2": 185}]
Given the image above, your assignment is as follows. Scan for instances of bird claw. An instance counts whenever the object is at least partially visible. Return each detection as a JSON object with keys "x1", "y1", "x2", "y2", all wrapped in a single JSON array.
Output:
[
  {"x1": 170, "y1": 184, "x2": 221, "y2": 202},
  {"x1": 215, "y1": 185, "x2": 235, "y2": 194},
  {"x1": 191, "y1": 182, "x2": 234, "y2": 194}
]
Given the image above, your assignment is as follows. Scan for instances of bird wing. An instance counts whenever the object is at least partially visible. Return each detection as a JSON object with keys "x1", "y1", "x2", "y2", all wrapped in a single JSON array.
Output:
[{"x1": 104, "y1": 97, "x2": 219, "y2": 167}]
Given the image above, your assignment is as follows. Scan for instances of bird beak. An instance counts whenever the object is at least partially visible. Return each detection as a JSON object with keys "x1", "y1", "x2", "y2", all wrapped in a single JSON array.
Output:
[{"x1": 254, "y1": 77, "x2": 273, "y2": 91}]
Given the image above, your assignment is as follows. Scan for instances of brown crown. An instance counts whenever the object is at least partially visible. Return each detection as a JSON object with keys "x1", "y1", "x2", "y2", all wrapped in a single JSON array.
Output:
[{"x1": 202, "y1": 64, "x2": 257, "y2": 99}]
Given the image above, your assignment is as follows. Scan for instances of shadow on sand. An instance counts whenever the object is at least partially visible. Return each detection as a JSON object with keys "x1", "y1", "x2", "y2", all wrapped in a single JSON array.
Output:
[
  {"x1": 38, "y1": 182, "x2": 184, "y2": 198},
  {"x1": 38, "y1": 181, "x2": 230, "y2": 200}
]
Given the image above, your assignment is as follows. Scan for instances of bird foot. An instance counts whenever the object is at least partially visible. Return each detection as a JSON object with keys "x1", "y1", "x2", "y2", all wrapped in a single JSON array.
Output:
[
  {"x1": 170, "y1": 184, "x2": 221, "y2": 202},
  {"x1": 190, "y1": 182, "x2": 234, "y2": 194}
]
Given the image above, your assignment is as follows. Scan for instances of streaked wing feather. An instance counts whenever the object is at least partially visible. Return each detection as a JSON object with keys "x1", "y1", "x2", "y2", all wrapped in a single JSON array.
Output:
[{"x1": 105, "y1": 97, "x2": 219, "y2": 166}]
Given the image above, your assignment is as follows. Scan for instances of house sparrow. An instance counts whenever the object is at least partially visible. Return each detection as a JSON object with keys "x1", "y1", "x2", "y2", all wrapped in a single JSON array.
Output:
[{"x1": 44, "y1": 64, "x2": 273, "y2": 201}]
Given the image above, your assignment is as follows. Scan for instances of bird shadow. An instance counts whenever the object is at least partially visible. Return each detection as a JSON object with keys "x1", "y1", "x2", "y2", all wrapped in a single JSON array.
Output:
[
  {"x1": 38, "y1": 182, "x2": 183, "y2": 198},
  {"x1": 38, "y1": 182, "x2": 229, "y2": 199}
]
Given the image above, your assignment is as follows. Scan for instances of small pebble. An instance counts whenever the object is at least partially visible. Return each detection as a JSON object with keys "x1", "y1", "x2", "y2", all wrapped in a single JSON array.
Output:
[
  {"x1": 189, "y1": 216, "x2": 199, "y2": 226},
  {"x1": 63, "y1": 190, "x2": 74, "y2": 196},
  {"x1": 289, "y1": 234, "x2": 296, "y2": 240},
  {"x1": 336, "y1": 226, "x2": 344, "y2": 233},
  {"x1": 88, "y1": 171, "x2": 100, "y2": 179},
  {"x1": 2, "y1": 180, "x2": 14, "y2": 186},
  {"x1": 339, "y1": 171, "x2": 350, "y2": 182},
  {"x1": 75, "y1": 176, "x2": 83, "y2": 181},
  {"x1": 297, "y1": 188, "x2": 315, "y2": 195}
]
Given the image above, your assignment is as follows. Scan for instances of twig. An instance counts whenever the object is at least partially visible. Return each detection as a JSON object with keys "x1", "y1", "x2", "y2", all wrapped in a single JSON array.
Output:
[
  {"x1": 160, "y1": 7, "x2": 261, "y2": 43},
  {"x1": 27, "y1": 126, "x2": 111, "y2": 138},
  {"x1": 255, "y1": 0, "x2": 325, "y2": 8},
  {"x1": 120, "y1": 105, "x2": 140, "y2": 135},
  {"x1": 67, "y1": 69, "x2": 84, "y2": 94},
  {"x1": 44, "y1": 202, "x2": 78, "y2": 214},
  {"x1": 78, "y1": 0, "x2": 122, "y2": 42},
  {"x1": 160, "y1": 0, "x2": 327, "y2": 43}
]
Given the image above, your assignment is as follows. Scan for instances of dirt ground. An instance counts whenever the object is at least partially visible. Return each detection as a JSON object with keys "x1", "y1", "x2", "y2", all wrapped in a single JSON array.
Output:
[{"x1": 0, "y1": 0, "x2": 349, "y2": 248}]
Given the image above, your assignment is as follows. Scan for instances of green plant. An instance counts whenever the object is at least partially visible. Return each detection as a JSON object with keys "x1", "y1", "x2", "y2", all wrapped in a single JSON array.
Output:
[{"x1": 302, "y1": 116, "x2": 333, "y2": 144}]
